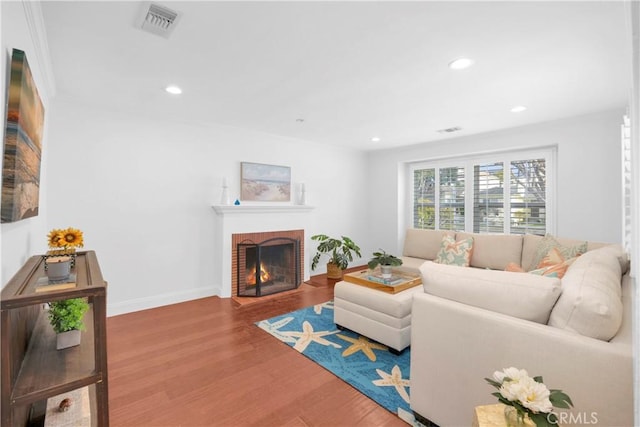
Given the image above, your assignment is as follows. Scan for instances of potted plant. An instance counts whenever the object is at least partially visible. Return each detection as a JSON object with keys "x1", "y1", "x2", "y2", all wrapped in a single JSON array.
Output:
[
  {"x1": 48, "y1": 298, "x2": 89, "y2": 350},
  {"x1": 367, "y1": 249, "x2": 403, "y2": 278},
  {"x1": 311, "y1": 234, "x2": 362, "y2": 279}
]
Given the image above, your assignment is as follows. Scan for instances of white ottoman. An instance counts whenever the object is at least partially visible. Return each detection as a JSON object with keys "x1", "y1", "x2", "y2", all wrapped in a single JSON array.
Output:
[{"x1": 334, "y1": 280, "x2": 423, "y2": 353}]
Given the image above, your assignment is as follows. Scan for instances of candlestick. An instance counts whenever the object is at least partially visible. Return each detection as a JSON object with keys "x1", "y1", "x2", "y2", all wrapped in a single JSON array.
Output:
[{"x1": 220, "y1": 177, "x2": 230, "y2": 205}]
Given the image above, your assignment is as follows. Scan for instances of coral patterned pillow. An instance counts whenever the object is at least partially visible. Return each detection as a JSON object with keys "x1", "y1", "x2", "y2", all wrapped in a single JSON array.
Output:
[
  {"x1": 434, "y1": 235, "x2": 474, "y2": 267},
  {"x1": 529, "y1": 256, "x2": 577, "y2": 279},
  {"x1": 528, "y1": 234, "x2": 587, "y2": 271},
  {"x1": 505, "y1": 262, "x2": 525, "y2": 273}
]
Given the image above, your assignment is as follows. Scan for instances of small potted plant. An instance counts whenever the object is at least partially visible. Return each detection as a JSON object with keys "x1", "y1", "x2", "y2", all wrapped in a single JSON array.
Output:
[
  {"x1": 48, "y1": 298, "x2": 90, "y2": 350},
  {"x1": 311, "y1": 234, "x2": 362, "y2": 279},
  {"x1": 367, "y1": 249, "x2": 403, "y2": 278}
]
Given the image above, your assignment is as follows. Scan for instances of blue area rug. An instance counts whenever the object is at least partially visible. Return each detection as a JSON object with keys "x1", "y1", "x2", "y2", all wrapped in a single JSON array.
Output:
[{"x1": 256, "y1": 301, "x2": 419, "y2": 424}]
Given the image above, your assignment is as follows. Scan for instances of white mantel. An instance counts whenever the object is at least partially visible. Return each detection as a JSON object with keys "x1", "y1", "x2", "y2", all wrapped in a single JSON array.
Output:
[
  {"x1": 212, "y1": 205, "x2": 315, "y2": 215},
  {"x1": 212, "y1": 204, "x2": 315, "y2": 297}
]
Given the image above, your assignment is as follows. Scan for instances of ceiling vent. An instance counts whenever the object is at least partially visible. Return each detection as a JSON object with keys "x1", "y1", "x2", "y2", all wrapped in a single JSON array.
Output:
[
  {"x1": 139, "y1": 3, "x2": 181, "y2": 39},
  {"x1": 437, "y1": 126, "x2": 463, "y2": 134}
]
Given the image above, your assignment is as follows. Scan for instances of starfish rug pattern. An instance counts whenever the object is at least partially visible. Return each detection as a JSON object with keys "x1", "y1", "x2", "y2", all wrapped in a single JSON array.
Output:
[{"x1": 256, "y1": 300, "x2": 413, "y2": 417}]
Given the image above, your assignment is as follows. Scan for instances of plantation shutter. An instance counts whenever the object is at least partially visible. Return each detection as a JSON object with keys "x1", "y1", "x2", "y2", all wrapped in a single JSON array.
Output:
[
  {"x1": 413, "y1": 168, "x2": 436, "y2": 229},
  {"x1": 509, "y1": 159, "x2": 546, "y2": 235},
  {"x1": 473, "y1": 162, "x2": 504, "y2": 233},
  {"x1": 439, "y1": 166, "x2": 465, "y2": 231}
]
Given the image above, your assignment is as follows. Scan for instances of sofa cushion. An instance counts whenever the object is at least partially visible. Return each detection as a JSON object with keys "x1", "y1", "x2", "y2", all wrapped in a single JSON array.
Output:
[
  {"x1": 434, "y1": 235, "x2": 473, "y2": 267},
  {"x1": 403, "y1": 229, "x2": 455, "y2": 260},
  {"x1": 548, "y1": 246, "x2": 623, "y2": 341},
  {"x1": 419, "y1": 261, "x2": 561, "y2": 324},
  {"x1": 456, "y1": 232, "x2": 523, "y2": 270},
  {"x1": 525, "y1": 234, "x2": 587, "y2": 271}
]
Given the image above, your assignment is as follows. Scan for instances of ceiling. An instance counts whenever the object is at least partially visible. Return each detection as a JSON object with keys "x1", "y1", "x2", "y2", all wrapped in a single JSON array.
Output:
[{"x1": 40, "y1": 1, "x2": 631, "y2": 151}]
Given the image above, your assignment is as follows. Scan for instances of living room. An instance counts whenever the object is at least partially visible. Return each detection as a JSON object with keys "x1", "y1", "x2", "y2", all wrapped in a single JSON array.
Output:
[{"x1": 1, "y1": 1, "x2": 639, "y2": 426}]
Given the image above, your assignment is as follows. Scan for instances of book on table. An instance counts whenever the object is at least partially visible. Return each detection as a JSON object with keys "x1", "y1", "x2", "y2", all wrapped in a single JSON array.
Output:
[
  {"x1": 34, "y1": 274, "x2": 77, "y2": 292},
  {"x1": 366, "y1": 274, "x2": 405, "y2": 286}
]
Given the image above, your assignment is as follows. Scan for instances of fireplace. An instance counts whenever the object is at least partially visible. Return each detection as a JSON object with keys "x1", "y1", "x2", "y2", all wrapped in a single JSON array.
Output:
[{"x1": 231, "y1": 229, "x2": 304, "y2": 298}]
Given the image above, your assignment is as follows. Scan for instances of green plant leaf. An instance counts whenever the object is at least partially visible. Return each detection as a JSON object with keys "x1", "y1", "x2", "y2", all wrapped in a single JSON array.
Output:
[
  {"x1": 484, "y1": 378, "x2": 502, "y2": 389},
  {"x1": 549, "y1": 390, "x2": 573, "y2": 409},
  {"x1": 529, "y1": 412, "x2": 554, "y2": 427}
]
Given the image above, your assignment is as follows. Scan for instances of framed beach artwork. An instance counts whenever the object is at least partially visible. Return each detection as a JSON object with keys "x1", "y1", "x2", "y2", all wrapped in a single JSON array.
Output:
[
  {"x1": 1, "y1": 49, "x2": 45, "y2": 223},
  {"x1": 241, "y1": 162, "x2": 291, "y2": 202}
]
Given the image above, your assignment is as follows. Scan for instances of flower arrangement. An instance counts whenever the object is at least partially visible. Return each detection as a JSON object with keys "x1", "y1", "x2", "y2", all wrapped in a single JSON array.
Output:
[
  {"x1": 47, "y1": 227, "x2": 84, "y2": 252},
  {"x1": 485, "y1": 367, "x2": 573, "y2": 427}
]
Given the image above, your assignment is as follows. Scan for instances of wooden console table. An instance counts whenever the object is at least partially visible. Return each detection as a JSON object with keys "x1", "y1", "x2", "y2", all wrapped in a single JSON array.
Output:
[{"x1": 1, "y1": 251, "x2": 109, "y2": 426}]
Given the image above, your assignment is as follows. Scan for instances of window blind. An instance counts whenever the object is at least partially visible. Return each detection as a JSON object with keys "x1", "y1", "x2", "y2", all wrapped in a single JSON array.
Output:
[{"x1": 439, "y1": 166, "x2": 465, "y2": 231}]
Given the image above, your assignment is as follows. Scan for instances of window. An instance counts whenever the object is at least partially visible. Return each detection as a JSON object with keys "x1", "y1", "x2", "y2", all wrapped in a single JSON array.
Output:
[{"x1": 411, "y1": 149, "x2": 554, "y2": 235}]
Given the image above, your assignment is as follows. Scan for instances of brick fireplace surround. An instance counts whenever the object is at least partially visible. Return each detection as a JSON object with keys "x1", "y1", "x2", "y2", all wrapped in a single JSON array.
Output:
[
  {"x1": 212, "y1": 205, "x2": 314, "y2": 297},
  {"x1": 232, "y1": 229, "x2": 305, "y2": 298}
]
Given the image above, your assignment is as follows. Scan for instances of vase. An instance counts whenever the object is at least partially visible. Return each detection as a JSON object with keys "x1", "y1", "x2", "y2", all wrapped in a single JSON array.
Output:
[
  {"x1": 504, "y1": 405, "x2": 533, "y2": 427},
  {"x1": 380, "y1": 265, "x2": 393, "y2": 278},
  {"x1": 56, "y1": 329, "x2": 81, "y2": 350},
  {"x1": 46, "y1": 256, "x2": 72, "y2": 281},
  {"x1": 326, "y1": 262, "x2": 343, "y2": 280}
]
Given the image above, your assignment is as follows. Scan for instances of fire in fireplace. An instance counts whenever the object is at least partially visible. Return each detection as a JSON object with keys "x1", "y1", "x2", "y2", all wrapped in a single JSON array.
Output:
[{"x1": 236, "y1": 237, "x2": 300, "y2": 297}]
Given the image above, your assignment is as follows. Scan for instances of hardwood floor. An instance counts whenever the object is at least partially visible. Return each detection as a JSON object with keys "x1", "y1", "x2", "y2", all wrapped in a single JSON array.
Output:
[{"x1": 106, "y1": 271, "x2": 405, "y2": 427}]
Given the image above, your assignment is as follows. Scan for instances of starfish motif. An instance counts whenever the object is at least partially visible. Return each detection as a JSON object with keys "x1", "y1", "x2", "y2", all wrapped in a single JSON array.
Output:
[
  {"x1": 372, "y1": 365, "x2": 411, "y2": 403},
  {"x1": 337, "y1": 334, "x2": 387, "y2": 361},
  {"x1": 256, "y1": 317, "x2": 297, "y2": 343},
  {"x1": 313, "y1": 300, "x2": 334, "y2": 315},
  {"x1": 281, "y1": 320, "x2": 341, "y2": 353}
]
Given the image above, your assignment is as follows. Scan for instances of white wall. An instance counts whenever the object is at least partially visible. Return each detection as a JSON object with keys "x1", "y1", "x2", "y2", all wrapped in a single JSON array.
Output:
[
  {"x1": 0, "y1": 1, "x2": 54, "y2": 286},
  {"x1": 366, "y1": 109, "x2": 626, "y2": 254},
  {"x1": 46, "y1": 97, "x2": 370, "y2": 315}
]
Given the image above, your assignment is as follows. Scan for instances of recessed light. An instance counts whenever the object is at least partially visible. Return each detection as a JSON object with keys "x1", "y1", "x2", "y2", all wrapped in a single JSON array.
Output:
[
  {"x1": 448, "y1": 57, "x2": 474, "y2": 70},
  {"x1": 371, "y1": 137, "x2": 381, "y2": 142},
  {"x1": 165, "y1": 85, "x2": 182, "y2": 95},
  {"x1": 511, "y1": 105, "x2": 527, "y2": 113}
]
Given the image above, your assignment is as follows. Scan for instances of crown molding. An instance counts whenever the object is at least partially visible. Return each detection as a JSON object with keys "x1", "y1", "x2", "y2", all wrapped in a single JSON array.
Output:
[{"x1": 22, "y1": 0, "x2": 56, "y2": 99}]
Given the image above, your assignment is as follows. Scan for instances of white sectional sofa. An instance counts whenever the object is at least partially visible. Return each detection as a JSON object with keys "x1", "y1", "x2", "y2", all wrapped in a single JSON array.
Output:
[{"x1": 401, "y1": 229, "x2": 633, "y2": 427}]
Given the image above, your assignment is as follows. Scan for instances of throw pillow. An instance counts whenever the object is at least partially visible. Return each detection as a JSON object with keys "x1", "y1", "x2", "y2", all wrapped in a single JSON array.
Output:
[
  {"x1": 504, "y1": 262, "x2": 525, "y2": 273},
  {"x1": 434, "y1": 235, "x2": 473, "y2": 267},
  {"x1": 529, "y1": 256, "x2": 577, "y2": 279},
  {"x1": 527, "y1": 234, "x2": 587, "y2": 271}
]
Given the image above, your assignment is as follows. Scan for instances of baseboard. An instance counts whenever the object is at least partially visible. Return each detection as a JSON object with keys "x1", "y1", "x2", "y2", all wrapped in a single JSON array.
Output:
[{"x1": 107, "y1": 286, "x2": 219, "y2": 316}]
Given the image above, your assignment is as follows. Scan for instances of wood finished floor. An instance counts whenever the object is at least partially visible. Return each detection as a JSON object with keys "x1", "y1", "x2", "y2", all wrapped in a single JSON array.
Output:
[{"x1": 106, "y1": 270, "x2": 405, "y2": 427}]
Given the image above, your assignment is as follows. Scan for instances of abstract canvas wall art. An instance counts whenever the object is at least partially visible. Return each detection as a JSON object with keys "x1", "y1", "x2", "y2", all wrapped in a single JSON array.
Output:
[
  {"x1": 241, "y1": 162, "x2": 291, "y2": 202},
  {"x1": 1, "y1": 49, "x2": 45, "y2": 223}
]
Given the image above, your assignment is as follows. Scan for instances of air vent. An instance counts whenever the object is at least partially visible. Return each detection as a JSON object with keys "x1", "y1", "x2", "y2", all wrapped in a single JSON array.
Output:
[
  {"x1": 139, "y1": 3, "x2": 181, "y2": 39},
  {"x1": 437, "y1": 126, "x2": 463, "y2": 134}
]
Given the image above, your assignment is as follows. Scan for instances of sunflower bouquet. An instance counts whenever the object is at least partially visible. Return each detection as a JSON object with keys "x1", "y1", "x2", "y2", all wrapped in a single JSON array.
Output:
[{"x1": 47, "y1": 227, "x2": 84, "y2": 253}]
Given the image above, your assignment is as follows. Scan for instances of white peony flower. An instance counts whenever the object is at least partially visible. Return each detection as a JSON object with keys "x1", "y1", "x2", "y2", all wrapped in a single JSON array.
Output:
[
  {"x1": 499, "y1": 380, "x2": 523, "y2": 402},
  {"x1": 493, "y1": 367, "x2": 530, "y2": 384},
  {"x1": 517, "y1": 377, "x2": 553, "y2": 413}
]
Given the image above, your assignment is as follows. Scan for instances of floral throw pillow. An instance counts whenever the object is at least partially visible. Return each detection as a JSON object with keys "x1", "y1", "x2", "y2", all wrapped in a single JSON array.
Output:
[
  {"x1": 529, "y1": 257, "x2": 577, "y2": 279},
  {"x1": 434, "y1": 235, "x2": 473, "y2": 267},
  {"x1": 528, "y1": 234, "x2": 588, "y2": 271}
]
